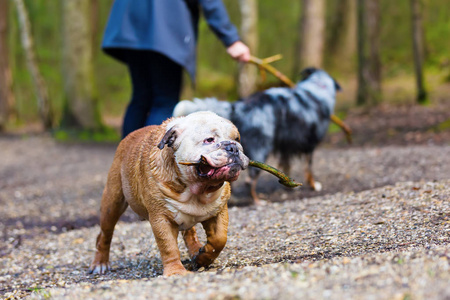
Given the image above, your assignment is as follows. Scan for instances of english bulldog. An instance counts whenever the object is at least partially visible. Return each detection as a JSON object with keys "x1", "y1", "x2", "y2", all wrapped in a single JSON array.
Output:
[{"x1": 89, "y1": 111, "x2": 249, "y2": 276}]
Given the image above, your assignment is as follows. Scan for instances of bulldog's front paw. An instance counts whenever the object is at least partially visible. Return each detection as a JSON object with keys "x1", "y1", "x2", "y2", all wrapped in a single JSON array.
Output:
[
  {"x1": 88, "y1": 249, "x2": 112, "y2": 274},
  {"x1": 192, "y1": 246, "x2": 215, "y2": 269},
  {"x1": 163, "y1": 263, "x2": 190, "y2": 277}
]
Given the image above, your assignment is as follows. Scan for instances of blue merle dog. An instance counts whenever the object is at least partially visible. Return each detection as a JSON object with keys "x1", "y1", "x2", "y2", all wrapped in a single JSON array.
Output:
[{"x1": 173, "y1": 68, "x2": 341, "y2": 204}]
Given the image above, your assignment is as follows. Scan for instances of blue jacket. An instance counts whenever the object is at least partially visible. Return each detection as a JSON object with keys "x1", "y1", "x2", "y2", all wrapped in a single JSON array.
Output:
[{"x1": 102, "y1": 0, "x2": 241, "y2": 80}]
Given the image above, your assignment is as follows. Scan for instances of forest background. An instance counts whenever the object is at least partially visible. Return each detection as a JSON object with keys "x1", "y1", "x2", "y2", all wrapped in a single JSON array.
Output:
[{"x1": 0, "y1": 0, "x2": 449, "y2": 138}]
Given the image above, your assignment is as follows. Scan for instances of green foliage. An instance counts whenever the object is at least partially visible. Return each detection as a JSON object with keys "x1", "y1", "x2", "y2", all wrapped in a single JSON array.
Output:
[
  {"x1": 402, "y1": 294, "x2": 412, "y2": 300},
  {"x1": 380, "y1": 0, "x2": 450, "y2": 77},
  {"x1": 395, "y1": 256, "x2": 405, "y2": 265},
  {"x1": 435, "y1": 118, "x2": 450, "y2": 132},
  {"x1": 417, "y1": 92, "x2": 430, "y2": 105},
  {"x1": 28, "y1": 287, "x2": 51, "y2": 299},
  {"x1": 53, "y1": 126, "x2": 120, "y2": 143}
]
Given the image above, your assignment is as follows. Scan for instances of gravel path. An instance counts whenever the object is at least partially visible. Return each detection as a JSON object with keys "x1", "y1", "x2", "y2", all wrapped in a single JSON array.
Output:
[{"x1": 0, "y1": 135, "x2": 449, "y2": 299}]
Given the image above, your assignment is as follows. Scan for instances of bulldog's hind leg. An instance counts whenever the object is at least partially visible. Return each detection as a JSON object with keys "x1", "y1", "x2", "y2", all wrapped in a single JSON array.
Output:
[
  {"x1": 192, "y1": 205, "x2": 229, "y2": 269},
  {"x1": 305, "y1": 153, "x2": 322, "y2": 191},
  {"x1": 89, "y1": 168, "x2": 128, "y2": 274}
]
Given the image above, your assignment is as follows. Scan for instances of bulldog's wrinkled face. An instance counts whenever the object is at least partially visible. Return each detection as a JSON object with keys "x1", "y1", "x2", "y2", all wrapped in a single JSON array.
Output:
[{"x1": 158, "y1": 112, "x2": 249, "y2": 194}]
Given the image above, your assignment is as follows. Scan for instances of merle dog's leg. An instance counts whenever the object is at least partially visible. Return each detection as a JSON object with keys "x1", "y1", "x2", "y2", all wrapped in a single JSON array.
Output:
[
  {"x1": 305, "y1": 153, "x2": 322, "y2": 191},
  {"x1": 246, "y1": 167, "x2": 262, "y2": 204},
  {"x1": 245, "y1": 145, "x2": 272, "y2": 204},
  {"x1": 278, "y1": 155, "x2": 292, "y2": 177}
]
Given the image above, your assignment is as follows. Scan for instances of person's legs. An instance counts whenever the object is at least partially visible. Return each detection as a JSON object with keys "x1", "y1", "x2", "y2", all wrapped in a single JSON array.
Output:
[
  {"x1": 122, "y1": 51, "x2": 182, "y2": 138},
  {"x1": 145, "y1": 52, "x2": 182, "y2": 126},
  {"x1": 122, "y1": 51, "x2": 154, "y2": 138}
]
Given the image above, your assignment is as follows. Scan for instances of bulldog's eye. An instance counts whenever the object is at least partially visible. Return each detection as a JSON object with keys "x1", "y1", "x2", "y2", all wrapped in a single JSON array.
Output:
[
  {"x1": 235, "y1": 137, "x2": 240, "y2": 142},
  {"x1": 204, "y1": 137, "x2": 215, "y2": 144}
]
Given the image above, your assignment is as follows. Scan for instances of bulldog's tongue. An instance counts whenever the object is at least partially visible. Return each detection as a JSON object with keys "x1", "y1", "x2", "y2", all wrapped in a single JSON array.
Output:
[{"x1": 198, "y1": 164, "x2": 215, "y2": 176}]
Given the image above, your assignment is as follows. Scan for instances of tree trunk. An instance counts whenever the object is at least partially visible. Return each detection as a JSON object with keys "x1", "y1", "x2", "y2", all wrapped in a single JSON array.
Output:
[
  {"x1": 238, "y1": 0, "x2": 258, "y2": 98},
  {"x1": 61, "y1": 0, "x2": 103, "y2": 130},
  {"x1": 13, "y1": 0, "x2": 53, "y2": 129},
  {"x1": 357, "y1": 0, "x2": 381, "y2": 106},
  {"x1": 327, "y1": 0, "x2": 357, "y2": 71},
  {"x1": 0, "y1": 0, "x2": 15, "y2": 130},
  {"x1": 90, "y1": 0, "x2": 100, "y2": 59},
  {"x1": 297, "y1": 0, "x2": 325, "y2": 70},
  {"x1": 367, "y1": 0, "x2": 381, "y2": 95},
  {"x1": 410, "y1": 0, "x2": 427, "y2": 103}
]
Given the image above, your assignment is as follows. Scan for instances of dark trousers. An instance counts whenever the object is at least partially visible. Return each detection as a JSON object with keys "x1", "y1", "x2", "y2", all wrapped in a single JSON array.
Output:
[{"x1": 122, "y1": 50, "x2": 182, "y2": 138}]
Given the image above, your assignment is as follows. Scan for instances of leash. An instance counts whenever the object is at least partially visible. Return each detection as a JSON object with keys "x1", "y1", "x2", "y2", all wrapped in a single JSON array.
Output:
[{"x1": 247, "y1": 55, "x2": 353, "y2": 144}]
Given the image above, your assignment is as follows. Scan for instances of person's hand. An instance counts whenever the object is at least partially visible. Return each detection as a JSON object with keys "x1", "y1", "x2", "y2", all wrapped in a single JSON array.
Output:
[{"x1": 226, "y1": 41, "x2": 251, "y2": 62}]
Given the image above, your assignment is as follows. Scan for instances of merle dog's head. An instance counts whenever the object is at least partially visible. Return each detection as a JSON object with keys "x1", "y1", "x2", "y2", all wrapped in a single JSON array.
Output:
[{"x1": 300, "y1": 67, "x2": 342, "y2": 92}]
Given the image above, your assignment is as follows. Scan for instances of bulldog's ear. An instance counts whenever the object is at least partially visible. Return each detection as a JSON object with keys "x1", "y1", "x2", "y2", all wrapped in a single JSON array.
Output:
[{"x1": 157, "y1": 126, "x2": 179, "y2": 149}]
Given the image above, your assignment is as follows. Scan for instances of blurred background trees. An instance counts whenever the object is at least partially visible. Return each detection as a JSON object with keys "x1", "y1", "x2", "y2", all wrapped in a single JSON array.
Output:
[
  {"x1": 410, "y1": 0, "x2": 427, "y2": 104},
  {"x1": 357, "y1": 0, "x2": 381, "y2": 106},
  {"x1": 0, "y1": 0, "x2": 448, "y2": 134},
  {"x1": 0, "y1": 0, "x2": 14, "y2": 130},
  {"x1": 13, "y1": 0, "x2": 52, "y2": 128},
  {"x1": 296, "y1": 0, "x2": 325, "y2": 72},
  {"x1": 325, "y1": 0, "x2": 357, "y2": 73},
  {"x1": 237, "y1": 0, "x2": 258, "y2": 98},
  {"x1": 61, "y1": 0, "x2": 104, "y2": 131}
]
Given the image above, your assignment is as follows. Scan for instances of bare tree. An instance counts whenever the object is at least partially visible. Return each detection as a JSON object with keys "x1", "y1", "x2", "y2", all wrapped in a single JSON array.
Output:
[
  {"x1": 410, "y1": 0, "x2": 427, "y2": 103},
  {"x1": 90, "y1": 0, "x2": 100, "y2": 58},
  {"x1": 13, "y1": 0, "x2": 53, "y2": 128},
  {"x1": 61, "y1": 0, "x2": 104, "y2": 130},
  {"x1": 357, "y1": 0, "x2": 381, "y2": 106},
  {"x1": 297, "y1": 0, "x2": 325, "y2": 70},
  {"x1": 0, "y1": 0, "x2": 15, "y2": 130},
  {"x1": 238, "y1": 0, "x2": 258, "y2": 97}
]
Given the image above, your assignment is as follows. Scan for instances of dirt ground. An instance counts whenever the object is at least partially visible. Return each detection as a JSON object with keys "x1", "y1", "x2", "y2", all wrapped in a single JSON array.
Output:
[{"x1": 0, "y1": 101, "x2": 449, "y2": 299}]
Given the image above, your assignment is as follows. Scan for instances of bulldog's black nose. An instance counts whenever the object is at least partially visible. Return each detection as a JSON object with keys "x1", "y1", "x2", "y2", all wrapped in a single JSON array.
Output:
[{"x1": 221, "y1": 141, "x2": 239, "y2": 156}]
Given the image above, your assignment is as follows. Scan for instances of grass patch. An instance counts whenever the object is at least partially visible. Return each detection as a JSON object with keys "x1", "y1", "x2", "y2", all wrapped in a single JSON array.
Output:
[
  {"x1": 29, "y1": 287, "x2": 51, "y2": 299},
  {"x1": 435, "y1": 118, "x2": 450, "y2": 132},
  {"x1": 52, "y1": 126, "x2": 120, "y2": 143}
]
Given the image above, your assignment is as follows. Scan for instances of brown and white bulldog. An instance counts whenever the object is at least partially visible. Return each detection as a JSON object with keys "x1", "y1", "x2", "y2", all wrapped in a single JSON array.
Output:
[{"x1": 89, "y1": 111, "x2": 249, "y2": 276}]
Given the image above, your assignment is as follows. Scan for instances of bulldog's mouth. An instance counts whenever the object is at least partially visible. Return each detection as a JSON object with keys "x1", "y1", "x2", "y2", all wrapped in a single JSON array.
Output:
[
  {"x1": 194, "y1": 155, "x2": 214, "y2": 177},
  {"x1": 180, "y1": 155, "x2": 243, "y2": 180},
  {"x1": 198, "y1": 162, "x2": 216, "y2": 177}
]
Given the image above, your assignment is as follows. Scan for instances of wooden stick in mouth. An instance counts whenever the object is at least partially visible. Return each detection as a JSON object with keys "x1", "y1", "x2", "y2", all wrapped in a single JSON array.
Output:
[
  {"x1": 178, "y1": 155, "x2": 208, "y2": 166},
  {"x1": 248, "y1": 55, "x2": 352, "y2": 144},
  {"x1": 179, "y1": 158, "x2": 301, "y2": 188}
]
